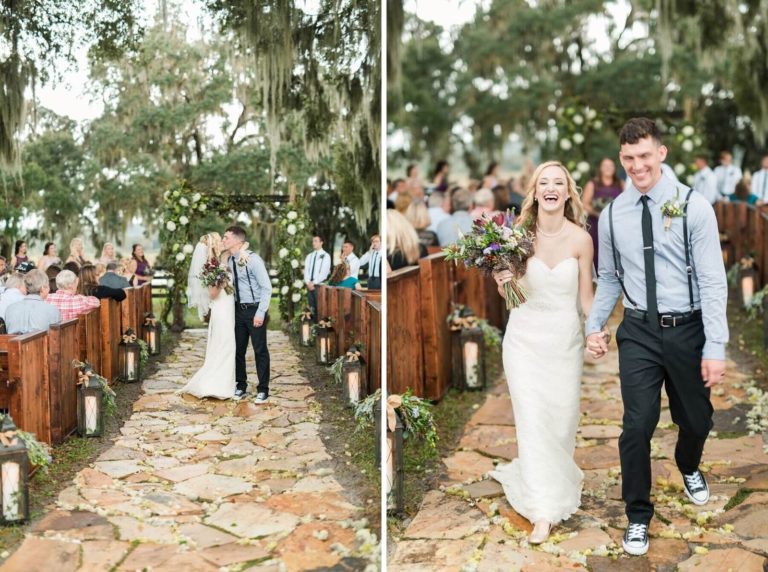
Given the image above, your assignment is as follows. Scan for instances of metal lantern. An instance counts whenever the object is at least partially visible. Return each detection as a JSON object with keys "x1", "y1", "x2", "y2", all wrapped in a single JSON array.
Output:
[
  {"x1": 299, "y1": 307, "x2": 313, "y2": 347},
  {"x1": 342, "y1": 345, "x2": 366, "y2": 407},
  {"x1": 143, "y1": 313, "x2": 161, "y2": 356},
  {"x1": 379, "y1": 396, "x2": 405, "y2": 514},
  {"x1": 315, "y1": 318, "x2": 336, "y2": 365},
  {"x1": 450, "y1": 311, "x2": 486, "y2": 391},
  {"x1": 119, "y1": 328, "x2": 142, "y2": 383},
  {"x1": 739, "y1": 257, "x2": 757, "y2": 307},
  {"x1": 0, "y1": 415, "x2": 30, "y2": 525},
  {"x1": 76, "y1": 363, "x2": 104, "y2": 438}
]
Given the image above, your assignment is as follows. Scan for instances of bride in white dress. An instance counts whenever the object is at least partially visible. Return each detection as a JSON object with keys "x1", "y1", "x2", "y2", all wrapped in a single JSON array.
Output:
[
  {"x1": 178, "y1": 232, "x2": 236, "y2": 399},
  {"x1": 491, "y1": 161, "x2": 603, "y2": 544}
]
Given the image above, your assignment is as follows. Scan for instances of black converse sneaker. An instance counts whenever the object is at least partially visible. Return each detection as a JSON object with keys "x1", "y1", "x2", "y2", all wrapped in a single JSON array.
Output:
[
  {"x1": 622, "y1": 522, "x2": 649, "y2": 556},
  {"x1": 682, "y1": 469, "x2": 709, "y2": 505}
]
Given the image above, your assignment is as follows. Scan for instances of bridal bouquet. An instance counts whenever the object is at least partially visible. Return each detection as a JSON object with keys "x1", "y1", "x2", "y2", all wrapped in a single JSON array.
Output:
[
  {"x1": 199, "y1": 257, "x2": 234, "y2": 295},
  {"x1": 443, "y1": 212, "x2": 535, "y2": 310}
]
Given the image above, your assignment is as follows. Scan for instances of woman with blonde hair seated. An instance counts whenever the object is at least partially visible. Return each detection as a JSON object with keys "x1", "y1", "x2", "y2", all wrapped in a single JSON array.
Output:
[
  {"x1": 404, "y1": 200, "x2": 438, "y2": 248},
  {"x1": 387, "y1": 209, "x2": 427, "y2": 271},
  {"x1": 328, "y1": 261, "x2": 361, "y2": 290}
]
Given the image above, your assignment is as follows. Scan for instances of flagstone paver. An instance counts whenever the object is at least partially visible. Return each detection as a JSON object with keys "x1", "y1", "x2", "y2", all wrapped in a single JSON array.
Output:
[
  {"x1": 2, "y1": 330, "x2": 378, "y2": 572},
  {"x1": 389, "y1": 315, "x2": 768, "y2": 571}
]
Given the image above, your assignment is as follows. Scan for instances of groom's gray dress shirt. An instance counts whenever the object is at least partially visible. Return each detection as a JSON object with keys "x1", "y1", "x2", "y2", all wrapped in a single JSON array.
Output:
[
  {"x1": 230, "y1": 250, "x2": 273, "y2": 320},
  {"x1": 585, "y1": 174, "x2": 729, "y2": 360}
]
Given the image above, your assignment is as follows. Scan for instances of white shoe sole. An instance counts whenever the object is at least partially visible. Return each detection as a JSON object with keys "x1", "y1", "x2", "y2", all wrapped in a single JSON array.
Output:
[
  {"x1": 254, "y1": 399, "x2": 268, "y2": 404},
  {"x1": 684, "y1": 486, "x2": 709, "y2": 505},
  {"x1": 622, "y1": 539, "x2": 649, "y2": 556},
  {"x1": 233, "y1": 394, "x2": 246, "y2": 401}
]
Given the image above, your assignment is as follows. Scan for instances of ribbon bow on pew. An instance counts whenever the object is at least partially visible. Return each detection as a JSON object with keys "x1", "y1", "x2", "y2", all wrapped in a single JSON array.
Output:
[
  {"x1": 386, "y1": 394, "x2": 402, "y2": 432},
  {"x1": 300, "y1": 308, "x2": 313, "y2": 321},
  {"x1": 122, "y1": 329, "x2": 138, "y2": 344},
  {"x1": 317, "y1": 318, "x2": 334, "y2": 329},
  {"x1": 0, "y1": 429, "x2": 18, "y2": 447},
  {"x1": 143, "y1": 314, "x2": 157, "y2": 327},
  {"x1": 345, "y1": 347, "x2": 362, "y2": 362},
  {"x1": 448, "y1": 315, "x2": 478, "y2": 331}
]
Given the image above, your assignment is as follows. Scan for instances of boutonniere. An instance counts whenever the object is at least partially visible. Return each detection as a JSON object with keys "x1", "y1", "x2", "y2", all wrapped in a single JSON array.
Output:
[
  {"x1": 319, "y1": 253, "x2": 326, "y2": 259},
  {"x1": 237, "y1": 251, "x2": 250, "y2": 267},
  {"x1": 660, "y1": 190, "x2": 688, "y2": 231}
]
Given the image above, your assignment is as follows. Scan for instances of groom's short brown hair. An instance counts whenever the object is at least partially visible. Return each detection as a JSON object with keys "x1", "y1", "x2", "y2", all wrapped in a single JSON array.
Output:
[
  {"x1": 619, "y1": 117, "x2": 663, "y2": 146},
  {"x1": 226, "y1": 225, "x2": 247, "y2": 241}
]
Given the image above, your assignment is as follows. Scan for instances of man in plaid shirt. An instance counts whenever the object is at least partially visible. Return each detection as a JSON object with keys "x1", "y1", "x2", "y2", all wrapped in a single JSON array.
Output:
[{"x1": 47, "y1": 270, "x2": 100, "y2": 320}]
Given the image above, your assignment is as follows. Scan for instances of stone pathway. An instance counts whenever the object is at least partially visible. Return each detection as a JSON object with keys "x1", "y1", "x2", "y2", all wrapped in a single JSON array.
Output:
[
  {"x1": 389, "y1": 317, "x2": 768, "y2": 571},
  {"x1": 2, "y1": 330, "x2": 379, "y2": 572}
]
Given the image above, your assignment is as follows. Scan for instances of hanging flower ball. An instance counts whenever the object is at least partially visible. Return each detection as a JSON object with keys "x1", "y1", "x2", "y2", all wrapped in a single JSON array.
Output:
[
  {"x1": 182, "y1": 244, "x2": 194, "y2": 254},
  {"x1": 166, "y1": 221, "x2": 177, "y2": 232},
  {"x1": 192, "y1": 192, "x2": 201, "y2": 203},
  {"x1": 577, "y1": 161, "x2": 590, "y2": 173},
  {"x1": 291, "y1": 293, "x2": 301, "y2": 303},
  {"x1": 281, "y1": 285, "x2": 289, "y2": 295},
  {"x1": 287, "y1": 224, "x2": 297, "y2": 236},
  {"x1": 682, "y1": 125, "x2": 695, "y2": 137},
  {"x1": 674, "y1": 163, "x2": 687, "y2": 175},
  {"x1": 559, "y1": 138, "x2": 572, "y2": 150},
  {"x1": 573, "y1": 133, "x2": 585, "y2": 145},
  {"x1": 175, "y1": 252, "x2": 185, "y2": 262},
  {"x1": 180, "y1": 197, "x2": 189, "y2": 207},
  {"x1": 279, "y1": 248, "x2": 289, "y2": 258},
  {"x1": 573, "y1": 114, "x2": 584, "y2": 125},
  {"x1": 290, "y1": 259, "x2": 299, "y2": 269},
  {"x1": 682, "y1": 140, "x2": 694, "y2": 152},
  {"x1": 199, "y1": 203, "x2": 207, "y2": 212},
  {"x1": 179, "y1": 216, "x2": 189, "y2": 226},
  {"x1": 287, "y1": 211, "x2": 298, "y2": 220}
]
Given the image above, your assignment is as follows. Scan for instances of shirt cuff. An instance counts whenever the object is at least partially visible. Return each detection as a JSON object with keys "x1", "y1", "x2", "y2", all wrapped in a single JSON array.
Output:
[
  {"x1": 256, "y1": 309, "x2": 266, "y2": 320},
  {"x1": 584, "y1": 317, "x2": 603, "y2": 337},
  {"x1": 702, "y1": 341, "x2": 726, "y2": 361}
]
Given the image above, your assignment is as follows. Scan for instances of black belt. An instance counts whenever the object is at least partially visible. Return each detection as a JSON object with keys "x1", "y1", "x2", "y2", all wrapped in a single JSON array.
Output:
[
  {"x1": 624, "y1": 308, "x2": 702, "y2": 328},
  {"x1": 237, "y1": 302, "x2": 259, "y2": 310}
]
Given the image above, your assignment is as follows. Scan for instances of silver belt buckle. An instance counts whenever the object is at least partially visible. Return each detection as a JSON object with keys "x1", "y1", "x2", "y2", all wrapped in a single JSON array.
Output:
[{"x1": 660, "y1": 315, "x2": 676, "y2": 328}]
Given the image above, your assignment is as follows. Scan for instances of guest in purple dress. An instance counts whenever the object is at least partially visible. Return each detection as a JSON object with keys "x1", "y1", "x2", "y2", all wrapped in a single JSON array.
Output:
[
  {"x1": 132, "y1": 244, "x2": 153, "y2": 285},
  {"x1": 11, "y1": 240, "x2": 29, "y2": 270},
  {"x1": 582, "y1": 158, "x2": 624, "y2": 272}
]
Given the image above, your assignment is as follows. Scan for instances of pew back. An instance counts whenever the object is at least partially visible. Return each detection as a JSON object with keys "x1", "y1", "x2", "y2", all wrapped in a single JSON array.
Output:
[{"x1": 48, "y1": 319, "x2": 80, "y2": 443}]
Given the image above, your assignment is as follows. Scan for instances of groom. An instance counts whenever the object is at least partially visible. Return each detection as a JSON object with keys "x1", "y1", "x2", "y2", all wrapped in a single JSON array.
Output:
[
  {"x1": 586, "y1": 118, "x2": 728, "y2": 556},
  {"x1": 222, "y1": 225, "x2": 273, "y2": 404}
]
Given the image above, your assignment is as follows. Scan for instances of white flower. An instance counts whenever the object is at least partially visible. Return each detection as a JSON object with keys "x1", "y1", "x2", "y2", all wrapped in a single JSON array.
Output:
[
  {"x1": 293, "y1": 279, "x2": 303, "y2": 289},
  {"x1": 287, "y1": 224, "x2": 297, "y2": 236},
  {"x1": 163, "y1": 190, "x2": 171, "y2": 199},
  {"x1": 180, "y1": 197, "x2": 189, "y2": 207},
  {"x1": 674, "y1": 163, "x2": 686, "y2": 175},
  {"x1": 298, "y1": 222, "x2": 305, "y2": 230},
  {"x1": 686, "y1": 174, "x2": 695, "y2": 185},
  {"x1": 182, "y1": 244, "x2": 194, "y2": 254},
  {"x1": 682, "y1": 139, "x2": 694, "y2": 152},
  {"x1": 559, "y1": 138, "x2": 572, "y2": 150},
  {"x1": 573, "y1": 133, "x2": 585, "y2": 145},
  {"x1": 682, "y1": 125, "x2": 695, "y2": 137},
  {"x1": 166, "y1": 221, "x2": 177, "y2": 231},
  {"x1": 573, "y1": 114, "x2": 584, "y2": 125},
  {"x1": 179, "y1": 216, "x2": 189, "y2": 225},
  {"x1": 199, "y1": 203, "x2": 207, "y2": 212},
  {"x1": 593, "y1": 120, "x2": 603, "y2": 130},
  {"x1": 192, "y1": 192, "x2": 201, "y2": 203},
  {"x1": 572, "y1": 170, "x2": 582, "y2": 181},
  {"x1": 290, "y1": 259, "x2": 299, "y2": 269},
  {"x1": 281, "y1": 285, "x2": 289, "y2": 295},
  {"x1": 586, "y1": 109, "x2": 597, "y2": 120},
  {"x1": 291, "y1": 293, "x2": 301, "y2": 303},
  {"x1": 271, "y1": 278, "x2": 279, "y2": 285},
  {"x1": 175, "y1": 252, "x2": 185, "y2": 262},
  {"x1": 577, "y1": 161, "x2": 590, "y2": 173},
  {"x1": 287, "y1": 211, "x2": 298, "y2": 220},
  {"x1": 278, "y1": 248, "x2": 289, "y2": 258}
]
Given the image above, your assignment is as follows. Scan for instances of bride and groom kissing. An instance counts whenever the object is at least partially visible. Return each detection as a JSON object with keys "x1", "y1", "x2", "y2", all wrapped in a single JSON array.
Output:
[
  {"x1": 180, "y1": 225, "x2": 273, "y2": 404},
  {"x1": 490, "y1": 118, "x2": 727, "y2": 556}
]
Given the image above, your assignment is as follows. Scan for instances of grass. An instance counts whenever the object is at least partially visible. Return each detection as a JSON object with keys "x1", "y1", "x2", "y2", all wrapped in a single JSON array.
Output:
[
  {"x1": 726, "y1": 294, "x2": 768, "y2": 390},
  {"x1": 723, "y1": 487, "x2": 754, "y2": 511}
]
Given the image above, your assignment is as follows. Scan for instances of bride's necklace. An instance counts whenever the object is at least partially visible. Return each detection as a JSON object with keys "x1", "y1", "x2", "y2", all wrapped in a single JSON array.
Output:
[{"x1": 536, "y1": 218, "x2": 567, "y2": 238}]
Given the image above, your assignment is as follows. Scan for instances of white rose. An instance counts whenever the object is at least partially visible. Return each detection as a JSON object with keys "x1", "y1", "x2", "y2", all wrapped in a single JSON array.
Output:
[
  {"x1": 163, "y1": 190, "x2": 170, "y2": 199},
  {"x1": 291, "y1": 293, "x2": 301, "y2": 303},
  {"x1": 298, "y1": 222, "x2": 305, "y2": 230},
  {"x1": 271, "y1": 278, "x2": 279, "y2": 285},
  {"x1": 281, "y1": 285, "x2": 289, "y2": 295},
  {"x1": 179, "y1": 216, "x2": 189, "y2": 225},
  {"x1": 686, "y1": 174, "x2": 695, "y2": 186},
  {"x1": 175, "y1": 252, "x2": 185, "y2": 262},
  {"x1": 290, "y1": 259, "x2": 299, "y2": 269},
  {"x1": 192, "y1": 192, "x2": 201, "y2": 203},
  {"x1": 166, "y1": 221, "x2": 177, "y2": 231},
  {"x1": 593, "y1": 120, "x2": 603, "y2": 130},
  {"x1": 577, "y1": 161, "x2": 590, "y2": 173},
  {"x1": 182, "y1": 244, "x2": 194, "y2": 254},
  {"x1": 682, "y1": 139, "x2": 694, "y2": 152},
  {"x1": 674, "y1": 163, "x2": 686, "y2": 175},
  {"x1": 287, "y1": 224, "x2": 297, "y2": 235},
  {"x1": 572, "y1": 170, "x2": 582, "y2": 181},
  {"x1": 573, "y1": 114, "x2": 584, "y2": 125},
  {"x1": 573, "y1": 133, "x2": 585, "y2": 144},
  {"x1": 587, "y1": 109, "x2": 597, "y2": 120},
  {"x1": 287, "y1": 211, "x2": 298, "y2": 220},
  {"x1": 682, "y1": 125, "x2": 695, "y2": 137},
  {"x1": 199, "y1": 203, "x2": 207, "y2": 212},
  {"x1": 559, "y1": 138, "x2": 572, "y2": 150},
  {"x1": 293, "y1": 279, "x2": 303, "y2": 289},
  {"x1": 278, "y1": 248, "x2": 289, "y2": 258},
  {"x1": 180, "y1": 197, "x2": 189, "y2": 207}
]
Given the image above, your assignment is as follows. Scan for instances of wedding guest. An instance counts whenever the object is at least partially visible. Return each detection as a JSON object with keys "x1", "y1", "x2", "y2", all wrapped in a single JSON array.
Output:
[
  {"x1": 37, "y1": 242, "x2": 62, "y2": 271},
  {"x1": 358, "y1": 234, "x2": 382, "y2": 290},
  {"x1": 493, "y1": 184, "x2": 511, "y2": 213},
  {"x1": 470, "y1": 188, "x2": 495, "y2": 219},
  {"x1": 388, "y1": 178, "x2": 406, "y2": 203},
  {"x1": 94, "y1": 262, "x2": 106, "y2": 280},
  {"x1": 404, "y1": 200, "x2": 439, "y2": 248},
  {"x1": 394, "y1": 193, "x2": 412, "y2": 214},
  {"x1": 4, "y1": 269, "x2": 61, "y2": 334},
  {"x1": 340, "y1": 241, "x2": 360, "y2": 277},
  {"x1": 0, "y1": 273, "x2": 26, "y2": 320},
  {"x1": 387, "y1": 209, "x2": 427, "y2": 271},
  {"x1": 714, "y1": 150, "x2": 742, "y2": 199},
  {"x1": 482, "y1": 161, "x2": 500, "y2": 190},
  {"x1": 132, "y1": 244, "x2": 153, "y2": 284},
  {"x1": 426, "y1": 192, "x2": 450, "y2": 232},
  {"x1": 328, "y1": 262, "x2": 361, "y2": 290},
  {"x1": 99, "y1": 242, "x2": 117, "y2": 265},
  {"x1": 46, "y1": 265, "x2": 61, "y2": 294},
  {"x1": 582, "y1": 158, "x2": 625, "y2": 271},
  {"x1": 119, "y1": 258, "x2": 138, "y2": 286},
  {"x1": 405, "y1": 163, "x2": 424, "y2": 198},
  {"x1": 47, "y1": 270, "x2": 101, "y2": 320},
  {"x1": 730, "y1": 175, "x2": 758, "y2": 205},
  {"x1": 432, "y1": 160, "x2": 450, "y2": 194},
  {"x1": 63, "y1": 261, "x2": 81, "y2": 276},
  {"x1": 693, "y1": 155, "x2": 719, "y2": 205},
  {"x1": 436, "y1": 188, "x2": 473, "y2": 246},
  {"x1": 10, "y1": 240, "x2": 29, "y2": 269},
  {"x1": 751, "y1": 154, "x2": 768, "y2": 204},
  {"x1": 66, "y1": 237, "x2": 89, "y2": 267},
  {"x1": 100, "y1": 262, "x2": 131, "y2": 289},
  {"x1": 0, "y1": 256, "x2": 6, "y2": 278},
  {"x1": 79, "y1": 264, "x2": 127, "y2": 301},
  {"x1": 303, "y1": 235, "x2": 331, "y2": 318}
]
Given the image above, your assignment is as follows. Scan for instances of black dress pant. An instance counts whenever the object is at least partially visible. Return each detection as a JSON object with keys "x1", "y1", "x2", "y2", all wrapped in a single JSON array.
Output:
[
  {"x1": 367, "y1": 276, "x2": 381, "y2": 290},
  {"x1": 234, "y1": 304, "x2": 270, "y2": 395},
  {"x1": 616, "y1": 312, "x2": 713, "y2": 524},
  {"x1": 307, "y1": 289, "x2": 318, "y2": 320}
]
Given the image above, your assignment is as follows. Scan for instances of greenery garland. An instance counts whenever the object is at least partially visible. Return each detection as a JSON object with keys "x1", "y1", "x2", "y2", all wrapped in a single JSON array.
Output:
[
  {"x1": 397, "y1": 389, "x2": 438, "y2": 450},
  {"x1": 354, "y1": 388, "x2": 380, "y2": 428},
  {"x1": 328, "y1": 355, "x2": 345, "y2": 385},
  {"x1": 137, "y1": 339, "x2": 149, "y2": 368},
  {"x1": 274, "y1": 201, "x2": 311, "y2": 323},
  {"x1": 72, "y1": 360, "x2": 117, "y2": 420},
  {"x1": 17, "y1": 430, "x2": 52, "y2": 471}
]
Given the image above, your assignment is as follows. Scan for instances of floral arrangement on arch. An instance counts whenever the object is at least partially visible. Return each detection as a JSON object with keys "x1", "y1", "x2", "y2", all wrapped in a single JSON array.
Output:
[
  {"x1": 274, "y1": 201, "x2": 311, "y2": 323},
  {"x1": 550, "y1": 103, "x2": 606, "y2": 183},
  {"x1": 666, "y1": 122, "x2": 704, "y2": 184}
]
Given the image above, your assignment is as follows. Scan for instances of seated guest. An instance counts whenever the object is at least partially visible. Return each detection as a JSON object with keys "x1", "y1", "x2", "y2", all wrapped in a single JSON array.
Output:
[
  {"x1": 63, "y1": 261, "x2": 81, "y2": 275},
  {"x1": 437, "y1": 188, "x2": 473, "y2": 246},
  {"x1": 394, "y1": 192, "x2": 413, "y2": 214},
  {"x1": 5, "y1": 269, "x2": 61, "y2": 334},
  {"x1": 46, "y1": 265, "x2": 62, "y2": 294},
  {"x1": 100, "y1": 262, "x2": 131, "y2": 289},
  {"x1": 493, "y1": 184, "x2": 512, "y2": 213},
  {"x1": 10, "y1": 239, "x2": 29, "y2": 270},
  {"x1": 132, "y1": 244, "x2": 153, "y2": 284},
  {"x1": 469, "y1": 188, "x2": 495, "y2": 219},
  {"x1": 46, "y1": 270, "x2": 101, "y2": 320},
  {"x1": 426, "y1": 192, "x2": 450, "y2": 232},
  {"x1": 0, "y1": 256, "x2": 6, "y2": 278},
  {"x1": 0, "y1": 273, "x2": 26, "y2": 320},
  {"x1": 328, "y1": 262, "x2": 362, "y2": 290},
  {"x1": 66, "y1": 237, "x2": 89, "y2": 267},
  {"x1": 119, "y1": 258, "x2": 138, "y2": 286},
  {"x1": 404, "y1": 200, "x2": 439, "y2": 248},
  {"x1": 387, "y1": 209, "x2": 427, "y2": 271},
  {"x1": 37, "y1": 242, "x2": 62, "y2": 271},
  {"x1": 94, "y1": 262, "x2": 106, "y2": 280},
  {"x1": 730, "y1": 176, "x2": 759, "y2": 205},
  {"x1": 80, "y1": 264, "x2": 126, "y2": 301}
]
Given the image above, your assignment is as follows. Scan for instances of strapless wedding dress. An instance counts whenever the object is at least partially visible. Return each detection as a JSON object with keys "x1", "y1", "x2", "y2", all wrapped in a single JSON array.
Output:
[{"x1": 489, "y1": 256, "x2": 584, "y2": 524}]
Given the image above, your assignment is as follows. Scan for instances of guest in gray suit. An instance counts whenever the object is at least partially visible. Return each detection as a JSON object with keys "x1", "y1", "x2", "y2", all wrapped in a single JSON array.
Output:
[{"x1": 99, "y1": 262, "x2": 131, "y2": 289}]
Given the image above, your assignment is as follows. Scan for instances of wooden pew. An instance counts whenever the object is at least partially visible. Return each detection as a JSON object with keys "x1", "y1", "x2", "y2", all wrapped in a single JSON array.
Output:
[
  {"x1": 331, "y1": 287, "x2": 354, "y2": 353},
  {"x1": 387, "y1": 266, "x2": 424, "y2": 397},
  {"x1": 121, "y1": 287, "x2": 139, "y2": 336},
  {"x1": 47, "y1": 319, "x2": 80, "y2": 444},
  {"x1": 453, "y1": 263, "x2": 507, "y2": 330},
  {"x1": 350, "y1": 290, "x2": 381, "y2": 394},
  {"x1": 78, "y1": 308, "x2": 102, "y2": 376},
  {"x1": 418, "y1": 254, "x2": 453, "y2": 401},
  {"x1": 367, "y1": 299, "x2": 381, "y2": 392},
  {"x1": 100, "y1": 297, "x2": 122, "y2": 383}
]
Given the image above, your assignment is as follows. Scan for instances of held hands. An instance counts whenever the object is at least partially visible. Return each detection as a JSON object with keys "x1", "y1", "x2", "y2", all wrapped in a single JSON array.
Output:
[
  {"x1": 701, "y1": 359, "x2": 726, "y2": 388},
  {"x1": 253, "y1": 315, "x2": 264, "y2": 328},
  {"x1": 586, "y1": 331, "x2": 609, "y2": 358}
]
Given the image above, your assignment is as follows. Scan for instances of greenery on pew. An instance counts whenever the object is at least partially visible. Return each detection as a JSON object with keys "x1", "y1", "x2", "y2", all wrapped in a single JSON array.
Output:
[
  {"x1": 355, "y1": 389, "x2": 438, "y2": 450},
  {"x1": 16, "y1": 431, "x2": 52, "y2": 471},
  {"x1": 137, "y1": 340, "x2": 149, "y2": 368},
  {"x1": 328, "y1": 344, "x2": 365, "y2": 384},
  {"x1": 354, "y1": 388, "x2": 380, "y2": 428},
  {"x1": 744, "y1": 287, "x2": 768, "y2": 320}
]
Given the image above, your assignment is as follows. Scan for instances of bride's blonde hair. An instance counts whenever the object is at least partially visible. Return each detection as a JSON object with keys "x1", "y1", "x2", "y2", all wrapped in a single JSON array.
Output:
[
  {"x1": 518, "y1": 161, "x2": 586, "y2": 230},
  {"x1": 200, "y1": 233, "x2": 222, "y2": 260}
]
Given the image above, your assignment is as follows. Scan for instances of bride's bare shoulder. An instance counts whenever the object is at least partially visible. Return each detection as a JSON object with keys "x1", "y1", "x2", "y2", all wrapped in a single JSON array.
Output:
[{"x1": 567, "y1": 222, "x2": 593, "y2": 251}]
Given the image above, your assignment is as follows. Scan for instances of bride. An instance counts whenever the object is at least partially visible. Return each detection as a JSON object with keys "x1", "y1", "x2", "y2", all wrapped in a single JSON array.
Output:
[
  {"x1": 178, "y1": 232, "x2": 236, "y2": 399},
  {"x1": 490, "y1": 161, "x2": 603, "y2": 544}
]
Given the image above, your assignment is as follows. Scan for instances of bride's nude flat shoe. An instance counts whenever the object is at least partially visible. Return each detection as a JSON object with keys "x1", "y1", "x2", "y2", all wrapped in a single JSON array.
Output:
[{"x1": 528, "y1": 521, "x2": 552, "y2": 545}]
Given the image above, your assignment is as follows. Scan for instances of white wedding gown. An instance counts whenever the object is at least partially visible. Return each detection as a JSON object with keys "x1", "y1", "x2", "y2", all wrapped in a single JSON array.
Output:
[
  {"x1": 490, "y1": 256, "x2": 584, "y2": 524},
  {"x1": 178, "y1": 287, "x2": 236, "y2": 399}
]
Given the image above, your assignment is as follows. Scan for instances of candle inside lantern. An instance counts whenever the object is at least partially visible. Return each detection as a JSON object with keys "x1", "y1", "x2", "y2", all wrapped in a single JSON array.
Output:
[
  {"x1": 320, "y1": 337, "x2": 327, "y2": 362},
  {"x1": 742, "y1": 275, "x2": 755, "y2": 306},
  {"x1": 85, "y1": 396, "x2": 98, "y2": 433},
  {"x1": 126, "y1": 352, "x2": 135, "y2": 378},
  {"x1": 302, "y1": 323, "x2": 311, "y2": 343},
  {"x1": 463, "y1": 341, "x2": 479, "y2": 388},
  {"x1": 385, "y1": 432, "x2": 394, "y2": 498},
  {"x1": 147, "y1": 331, "x2": 156, "y2": 353},
  {"x1": 2, "y1": 462, "x2": 20, "y2": 521},
  {"x1": 347, "y1": 371, "x2": 360, "y2": 404}
]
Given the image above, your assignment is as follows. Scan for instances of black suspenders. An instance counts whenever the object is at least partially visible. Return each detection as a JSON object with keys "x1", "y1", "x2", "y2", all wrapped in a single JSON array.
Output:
[
  {"x1": 608, "y1": 188, "x2": 695, "y2": 312},
  {"x1": 233, "y1": 255, "x2": 257, "y2": 301}
]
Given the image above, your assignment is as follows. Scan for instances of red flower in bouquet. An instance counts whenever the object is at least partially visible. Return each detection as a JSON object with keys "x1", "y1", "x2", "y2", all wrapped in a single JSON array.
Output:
[{"x1": 199, "y1": 257, "x2": 234, "y2": 295}]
